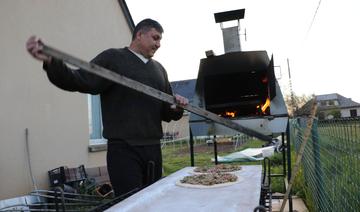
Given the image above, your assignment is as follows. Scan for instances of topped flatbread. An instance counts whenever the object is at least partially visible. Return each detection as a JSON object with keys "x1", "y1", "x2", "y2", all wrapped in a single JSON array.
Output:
[
  {"x1": 193, "y1": 164, "x2": 241, "y2": 174},
  {"x1": 176, "y1": 173, "x2": 242, "y2": 189}
]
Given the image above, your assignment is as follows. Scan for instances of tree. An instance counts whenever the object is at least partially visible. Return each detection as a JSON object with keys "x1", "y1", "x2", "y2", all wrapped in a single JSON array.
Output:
[
  {"x1": 317, "y1": 111, "x2": 326, "y2": 120},
  {"x1": 327, "y1": 109, "x2": 341, "y2": 119},
  {"x1": 284, "y1": 93, "x2": 313, "y2": 117}
]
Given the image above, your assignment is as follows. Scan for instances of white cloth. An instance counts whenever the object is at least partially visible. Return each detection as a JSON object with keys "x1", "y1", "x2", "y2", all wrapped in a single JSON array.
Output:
[{"x1": 212, "y1": 146, "x2": 275, "y2": 162}]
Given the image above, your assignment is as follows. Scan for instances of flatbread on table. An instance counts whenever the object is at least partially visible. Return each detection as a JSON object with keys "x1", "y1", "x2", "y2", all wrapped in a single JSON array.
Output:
[
  {"x1": 176, "y1": 172, "x2": 242, "y2": 189},
  {"x1": 193, "y1": 164, "x2": 242, "y2": 174}
]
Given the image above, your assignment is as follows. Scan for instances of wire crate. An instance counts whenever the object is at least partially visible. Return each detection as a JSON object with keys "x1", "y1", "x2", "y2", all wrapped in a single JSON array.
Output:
[{"x1": 48, "y1": 165, "x2": 87, "y2": 187}]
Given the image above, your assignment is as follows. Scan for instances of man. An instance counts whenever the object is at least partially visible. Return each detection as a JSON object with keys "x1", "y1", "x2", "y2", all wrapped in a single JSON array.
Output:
[{"x1": 26, "y1": 19, "x2": 189, "y2": 196}]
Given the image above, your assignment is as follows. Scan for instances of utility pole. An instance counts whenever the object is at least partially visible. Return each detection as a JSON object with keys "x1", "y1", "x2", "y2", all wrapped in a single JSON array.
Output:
[{"x1": 287, "y1": 58, "x2": 298, "y2": 116}]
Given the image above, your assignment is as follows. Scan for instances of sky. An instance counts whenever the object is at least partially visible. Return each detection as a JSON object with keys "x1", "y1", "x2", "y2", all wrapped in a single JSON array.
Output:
[{"x1": 126, "y1": 0, "x2": 360, "y2": 102}]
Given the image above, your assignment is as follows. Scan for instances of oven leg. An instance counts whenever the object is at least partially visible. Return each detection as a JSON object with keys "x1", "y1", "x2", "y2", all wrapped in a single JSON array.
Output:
[
  {"x1": 189, "y1": 127, "x2": 195, "y2": 166},
  {"x1": 286, "y1": 121, "x2": 293, "y2": 211},
  {"x1": 282, "y1": 132, "x2": 286, "y2": 180},
  {"x1": 214, "y1": 135, "x2": 218, "y2": 165}
]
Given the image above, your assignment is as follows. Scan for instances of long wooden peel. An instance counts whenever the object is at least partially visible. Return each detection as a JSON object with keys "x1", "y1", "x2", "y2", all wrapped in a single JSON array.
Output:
[
  {"x1": 279, "y1": 98, "x2": 318, "y2": 212},
  {"x1": 40, "y1": 43, "x2": 272, "y2": 142}
]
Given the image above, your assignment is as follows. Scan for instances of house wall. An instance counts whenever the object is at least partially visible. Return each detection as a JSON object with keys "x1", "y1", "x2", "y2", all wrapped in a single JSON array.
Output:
[
  {"x1": 0, "y1": 0, "x2": 132, "y2": 199},
  {"x1": 162, "y1": 113, "x2": 190, "y2": 140},
  {"x1": 341, "y1": 107, "x2": 360, "y2": 117}
]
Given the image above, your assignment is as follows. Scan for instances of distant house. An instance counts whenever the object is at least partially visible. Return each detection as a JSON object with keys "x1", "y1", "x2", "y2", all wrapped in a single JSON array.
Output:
[
  {"x1": 171, "y1": 79, "x2": 196, "y2": 107},
  {"x1": 297, "y1": 93, "x2": 360, "y2": 119},
  {"x1": 317, "y1": 93, "x2": 360, "y2": 119}
]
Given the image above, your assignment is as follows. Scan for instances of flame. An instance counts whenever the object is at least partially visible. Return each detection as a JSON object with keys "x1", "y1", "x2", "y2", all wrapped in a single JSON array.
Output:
[
  {"x1": 225, "y1": 111, "x2": 236, "y2": 118},
  {"x1": 261, "y1": 97, "x2": 271, "y2": 113}
]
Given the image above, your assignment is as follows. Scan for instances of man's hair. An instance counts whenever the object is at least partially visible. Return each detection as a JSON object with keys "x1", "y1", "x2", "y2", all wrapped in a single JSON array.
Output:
[{"x1": 132, "y1": 18, "x2": 164, "y2": 40}]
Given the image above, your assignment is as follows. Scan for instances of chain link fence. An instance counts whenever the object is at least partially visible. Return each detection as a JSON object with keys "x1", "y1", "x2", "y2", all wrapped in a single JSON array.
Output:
[{"x1": 290, "y1": 117, "x2": 360, "y2": 211}]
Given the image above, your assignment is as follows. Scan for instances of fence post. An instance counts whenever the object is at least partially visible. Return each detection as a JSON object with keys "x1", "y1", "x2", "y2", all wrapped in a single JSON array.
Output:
[{"x1": 312, "y1": 119, "x2": 327, "y2": 211}]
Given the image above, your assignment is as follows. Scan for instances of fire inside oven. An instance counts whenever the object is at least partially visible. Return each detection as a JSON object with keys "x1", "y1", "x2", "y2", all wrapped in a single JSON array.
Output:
[{"x1": 197, "y1": 51, "x2": 275, "y2": 118}]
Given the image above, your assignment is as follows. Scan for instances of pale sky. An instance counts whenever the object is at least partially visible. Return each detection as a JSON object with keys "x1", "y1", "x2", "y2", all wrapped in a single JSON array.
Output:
[{"x1": 127, "y1": 0, "x2": 360, "y2": 102}]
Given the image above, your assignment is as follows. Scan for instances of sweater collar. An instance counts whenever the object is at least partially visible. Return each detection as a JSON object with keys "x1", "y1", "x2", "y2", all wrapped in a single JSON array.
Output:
[{"x1": 127, "y1": 48, "x2": 149, "y2": 64}]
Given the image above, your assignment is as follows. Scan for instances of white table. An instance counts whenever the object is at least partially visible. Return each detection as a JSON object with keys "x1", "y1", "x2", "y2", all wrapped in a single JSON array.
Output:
[{"x1": 106, "y1": 165, "x2": 262, "y2": 212}]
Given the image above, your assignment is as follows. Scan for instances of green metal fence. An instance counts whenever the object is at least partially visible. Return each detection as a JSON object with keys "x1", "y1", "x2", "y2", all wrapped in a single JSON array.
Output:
[{"x1": 290, "y1": 117, "x2": 360, "y2": 211}]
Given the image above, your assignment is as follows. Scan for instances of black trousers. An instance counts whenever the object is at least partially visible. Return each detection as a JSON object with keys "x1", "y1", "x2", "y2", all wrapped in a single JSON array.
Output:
[{"x1": 106, "y1": 141, "x2": 162, "y2": 197}]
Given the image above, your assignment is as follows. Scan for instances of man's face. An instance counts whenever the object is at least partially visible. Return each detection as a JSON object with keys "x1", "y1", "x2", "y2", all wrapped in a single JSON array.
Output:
[{"x1": 137, "y1": 28, "x2": 162, "y2": 58}]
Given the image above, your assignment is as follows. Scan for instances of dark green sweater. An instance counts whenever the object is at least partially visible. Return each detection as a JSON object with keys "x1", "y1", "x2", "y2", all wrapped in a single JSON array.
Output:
[{"x1": 44, "y1": 48, "x2": 183, "y2": 145}]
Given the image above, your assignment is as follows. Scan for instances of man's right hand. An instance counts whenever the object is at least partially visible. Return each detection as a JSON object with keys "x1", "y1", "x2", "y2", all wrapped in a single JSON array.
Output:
[{"x1": 26, "y1": 36, "x2": 52, "y2": 63}]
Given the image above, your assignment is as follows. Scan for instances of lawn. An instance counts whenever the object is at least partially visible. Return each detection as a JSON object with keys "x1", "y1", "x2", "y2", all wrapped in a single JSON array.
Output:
[
  {"x1": 162, "y1": 138, "x2": 263, "y2": 176},
  {"x1": 161, "y1": 138, "x2": 304, "y2": 195}
]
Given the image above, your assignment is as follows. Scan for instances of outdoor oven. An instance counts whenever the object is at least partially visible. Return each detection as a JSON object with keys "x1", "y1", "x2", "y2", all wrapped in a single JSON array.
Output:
[{"x1": 189, "y1": 9, "x2": 288, "y2": 138}]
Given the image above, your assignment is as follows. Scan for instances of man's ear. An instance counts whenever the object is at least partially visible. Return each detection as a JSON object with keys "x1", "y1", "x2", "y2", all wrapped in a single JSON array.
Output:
[{"x1": 135, "y1": 31, "x2": 142, "y2": 40}]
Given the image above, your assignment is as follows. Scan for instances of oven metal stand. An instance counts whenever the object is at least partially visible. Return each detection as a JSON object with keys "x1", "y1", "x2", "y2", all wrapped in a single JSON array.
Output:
[
  {"x1": 189, "y1": 127, "x2": 195, "y2": 166},
  {"x1": 286, "y1": 122, "x2": 293, "y2": 211},
  {"x1": 213, "y1": 135, "x2": 218, "y2": 165}
]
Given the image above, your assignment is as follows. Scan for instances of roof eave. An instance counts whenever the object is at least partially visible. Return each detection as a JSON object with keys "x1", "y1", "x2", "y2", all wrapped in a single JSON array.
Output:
[{"x1": 118, "y1": 0, "x2": 135, "y2": 32}]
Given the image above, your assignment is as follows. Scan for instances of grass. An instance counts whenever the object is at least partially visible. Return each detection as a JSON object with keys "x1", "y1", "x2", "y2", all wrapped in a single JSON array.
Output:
[
  {"x1": 161, "y1": 138, "x2": 303, "y2": 195},
  {"x1": 162, "y1": 139, "x2": 264, "y2": 176}
]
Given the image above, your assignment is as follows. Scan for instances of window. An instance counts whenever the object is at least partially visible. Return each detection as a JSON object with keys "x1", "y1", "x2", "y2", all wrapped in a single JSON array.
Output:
[
  {"x1": 350, "y1": 109, "x2": 357, "y2": 117},
  {"x1": 88, "y1": 95, "x2": 102, "y2": 139},
  {"x1": 88, "y1": 95, "x2": 107, "y2": 151}
]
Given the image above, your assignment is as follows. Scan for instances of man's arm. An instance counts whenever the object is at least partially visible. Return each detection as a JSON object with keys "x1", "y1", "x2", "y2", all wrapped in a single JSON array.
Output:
[{"x1": 26, "y1": 36, "x2": 112, "y2": 94}]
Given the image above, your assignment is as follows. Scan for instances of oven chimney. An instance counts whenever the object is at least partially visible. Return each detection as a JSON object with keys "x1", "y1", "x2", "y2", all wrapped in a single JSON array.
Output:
[{"x1": 214, "y1": 9, "x2": 245, "y2": 53}]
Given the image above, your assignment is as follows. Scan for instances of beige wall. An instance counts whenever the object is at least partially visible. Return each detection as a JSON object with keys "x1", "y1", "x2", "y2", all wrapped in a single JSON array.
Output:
[
  {"x1": 162, "y1": 113, "x2": 190, "y2": 140},
  {"x1": 0, "y1": 0, "x2": 132, "y2": 199}
]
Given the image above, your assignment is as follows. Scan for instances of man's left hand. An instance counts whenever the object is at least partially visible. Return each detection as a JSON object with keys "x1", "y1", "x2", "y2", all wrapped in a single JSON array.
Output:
[{"x1": 171, "y1": 94, "x2": 189, "y2": 110}]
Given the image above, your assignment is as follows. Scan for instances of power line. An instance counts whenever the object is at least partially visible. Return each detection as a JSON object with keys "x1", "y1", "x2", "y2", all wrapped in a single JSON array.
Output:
[{"x1": 305, "y1": 0, "x2": 322, "y2": 38}]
